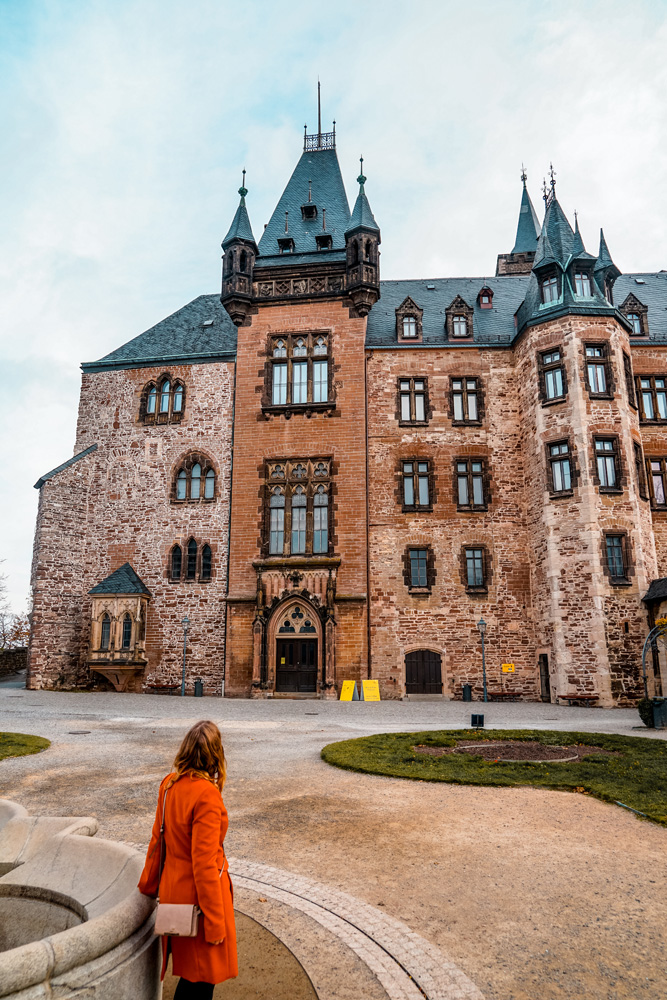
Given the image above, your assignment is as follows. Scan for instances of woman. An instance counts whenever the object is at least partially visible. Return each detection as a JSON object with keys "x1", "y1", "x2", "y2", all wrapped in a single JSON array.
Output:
[{"x1": 139, "y1": 720, "x2": 238, "y2": 999}]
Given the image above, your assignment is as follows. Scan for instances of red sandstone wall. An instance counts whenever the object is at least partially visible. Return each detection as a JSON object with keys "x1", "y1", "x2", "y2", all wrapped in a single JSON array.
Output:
[
  {"x1": 631, "y1": 343, "x2": 667, "y2": 576},
  {"x1": 28, "y1": 361, "x2": 234, "y2": 693}
]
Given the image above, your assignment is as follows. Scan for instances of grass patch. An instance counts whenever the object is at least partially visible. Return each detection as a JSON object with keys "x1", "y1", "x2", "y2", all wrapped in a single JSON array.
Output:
[
  {"x1": 0, "y1": 732, "x2": 50, "y2": 762},
  {"x1": 321, "y1": 729, "x2": 667, "y2": 825}
]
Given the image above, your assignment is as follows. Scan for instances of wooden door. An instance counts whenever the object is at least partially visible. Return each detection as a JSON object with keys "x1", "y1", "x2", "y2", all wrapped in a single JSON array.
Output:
[
  {"x1": 405, "y1": 650, "x2": 442, "y2": 694},
  {"x1": 276, "y1": 639, "x2": 317, "y2": 692}
]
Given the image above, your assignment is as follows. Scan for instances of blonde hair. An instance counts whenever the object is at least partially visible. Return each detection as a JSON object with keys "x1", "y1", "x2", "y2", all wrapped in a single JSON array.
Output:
[{"x1": 170, "y1": 720, "x2": 227, "y2": 791}]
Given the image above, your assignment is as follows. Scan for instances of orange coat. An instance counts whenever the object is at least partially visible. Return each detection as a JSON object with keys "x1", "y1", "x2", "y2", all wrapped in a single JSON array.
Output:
[{"x1": 138, "y1": 773, "x2": 238, "y2": 985}]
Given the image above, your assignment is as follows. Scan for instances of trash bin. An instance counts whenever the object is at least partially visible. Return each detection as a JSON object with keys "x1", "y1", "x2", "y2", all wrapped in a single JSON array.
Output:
[
  {"x1": 194, "y1": 679, "x2": 204, "y2": 698},
  {"x1": 653, "y1": 697, "x2": 667, "y2": 729},
  {"x1": 462, "y1": 683, "x2": 472, "y2": 702},
  {"x1": 471, "y1": 714, "x2": 484, "y2": 729}
]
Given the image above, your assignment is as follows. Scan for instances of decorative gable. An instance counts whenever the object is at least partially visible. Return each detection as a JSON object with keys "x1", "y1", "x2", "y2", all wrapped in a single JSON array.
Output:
[
  {"x1": 618, "y1": 293, "x2": 648, "y2": 336},
  {"x1": 445, "y1": 295, "x2": 474, "y2": 340},
  {"x1": 396, "y1": 296, "x2": 424, "y2": 342}
]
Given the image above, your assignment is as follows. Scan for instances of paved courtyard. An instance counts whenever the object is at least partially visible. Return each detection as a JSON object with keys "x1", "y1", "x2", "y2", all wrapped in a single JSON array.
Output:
[{"x1": 1, "y1": 685, "x2": 666, "y2": 1000}]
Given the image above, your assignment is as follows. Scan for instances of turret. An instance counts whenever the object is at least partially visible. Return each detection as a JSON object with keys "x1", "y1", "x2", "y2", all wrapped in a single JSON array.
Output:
[
  {"x1": 496, "y1": 167, "x2": 541, "y2": 275},
  {"x1": 221, "y1": 172, "x2": 257, "y2": 327},
  {"x1": 593, "y1": 228, "x2": 621, "y2": 303},
  {"x1": 344, "y1": 159, "x2": 381, "y2": 317}
]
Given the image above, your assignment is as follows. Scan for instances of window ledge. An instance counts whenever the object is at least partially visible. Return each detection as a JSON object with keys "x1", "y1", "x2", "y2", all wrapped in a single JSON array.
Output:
[
  {"x1": 598, "y1": 487, "x2": 623, "y2": 495},
  {"x1": 452, "y1": 419, "x2": 483, "y2": 427},
  {"x1": 398, "y1": 420, "x2": 430, "y2": 428},
  {"x1": 408, "y1": 587, "x2": 431, "y2": 597},
  {"x1": 541, "y1": 396, "x2": 567, "y2": 408},
  {"x1": 639, "y1": 418, "x2": 667, "y2": 425},
  {"x1": 650, "y1": 504, "x2": 667, "y2": 512},
  {"x1": 402, "y1": 505, "x2": 434, "y2": 514},
  {"x1": 465, "y1": 587, "x2": 488, "y2": 595},
  {"x1": 171, "y1": 497, "x2": 217, "y2": 504},
  {"x1": 587, "y1": 392, "x2": 614, "y2": 401},
  {"x1": 456, "y1": 505, "x2": 488, "y2": 512},
  {"x1": 262, "y1": 402, "x2": 336, "y2": 418},
  {"x1": 548, "y1": 489, "x2": 575, "y2": 500},
  {"x1": 609, "y1": 578, "x2": 632, "y2": 587}
]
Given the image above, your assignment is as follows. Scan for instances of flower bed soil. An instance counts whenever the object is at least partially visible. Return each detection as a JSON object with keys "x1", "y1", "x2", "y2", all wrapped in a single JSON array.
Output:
[{"x1": 414, "y1": 739, "x2": 619, "y2": 763}]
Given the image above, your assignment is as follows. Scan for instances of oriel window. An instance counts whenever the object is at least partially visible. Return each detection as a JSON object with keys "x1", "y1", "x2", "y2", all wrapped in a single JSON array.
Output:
[
  {"x1": 457, "y1": 459, "x2": 486, "y2": 508},
  {"x1": 574, "y1": 272, "x2": 592, "y2": 297},
  {"x1": 452, "y1": 378, "x2": 480, "y2": 423},
  {"x1": 121, "y1": 614, "x2": 132, "y2": 649},
  {"x1": 649, "y1": 458, "x2": 667, "y2": 507},
  {"x1": 402, "y1": 460, "x2": 430, "y2": 508},
  {"x1": 637, "y1": 376, "x2": 667, "y2": 422},
  {"x1": 541, "y1": 349, "x2": 566, "y2": 401},
  {"x1": 100, "y1": 614, "x2": 111, "y2": 650},
  {"x1": 549, "y1": 442, "x2": 572, "y2": 494},
  {"x1": 399, "y1": 378, "x2": 427, "y2": 424},
  {"x1": 595, "y1": 438, "x2": 619, "y2": 490}
]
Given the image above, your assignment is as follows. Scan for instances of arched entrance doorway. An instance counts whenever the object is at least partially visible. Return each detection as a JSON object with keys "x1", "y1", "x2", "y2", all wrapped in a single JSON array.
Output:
[
  {"x1": 405, "y1": 649, "x2": 442, "y2": 694},
  {"x1": 273, "y1": 603, "x2": 320, "y2": 693}
]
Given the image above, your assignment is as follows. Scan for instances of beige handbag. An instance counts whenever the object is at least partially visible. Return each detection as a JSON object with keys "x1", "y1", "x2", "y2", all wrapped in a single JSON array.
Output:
[{"x1": 154, "y1": 785, "x2": 200, "y2": 937}]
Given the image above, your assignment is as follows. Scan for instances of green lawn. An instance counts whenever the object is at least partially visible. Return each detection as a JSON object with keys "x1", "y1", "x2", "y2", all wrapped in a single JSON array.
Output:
[
  {"x1": 0, "y1": 731, "x2": 50, "y2": 762},
  {"x1": 321, "y1": 729, "x2": 667, "y2": 825}
]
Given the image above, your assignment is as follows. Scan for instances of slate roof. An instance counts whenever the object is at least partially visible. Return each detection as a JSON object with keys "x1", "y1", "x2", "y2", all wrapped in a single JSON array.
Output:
[
  {"x1": 256, "y1": 148, "x2": 351, "y2": 263},
  {"x1": 365, "y1": 276, "x2": 532, "y2": 348},
  {"x1": 511, "y1": 183, "x2": 541, "y2": 254},
  {"x1": 34, "y1": 444, "x2": 98, "y2": 489},
  {"x1": 346, "y1": 183, "x2": 380, "y2": 235},
  {"x1": 613, "y1": 272, "x2": 667, "y2": 343},
  {"x1": 89, "y1": 562, "x2": 151, "y2": 596},
  {"x1": 82, "y1": 295, "x2": 237, "y2": 371},
  {"x1": 222, "y1": 193, "x2": 256, "y2": 247},
  {"x1": 643, "y1": 577, "x2": 667, "y2": 604}
]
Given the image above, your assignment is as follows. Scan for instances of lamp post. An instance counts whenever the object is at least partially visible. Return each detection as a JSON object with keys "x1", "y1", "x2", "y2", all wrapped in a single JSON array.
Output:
[
  {"x1": 477, "y1": 617, "x2": 488, "y2": 703},
  {"x1": 181, "y1": 617, "x2": 190, "y2": 697}
]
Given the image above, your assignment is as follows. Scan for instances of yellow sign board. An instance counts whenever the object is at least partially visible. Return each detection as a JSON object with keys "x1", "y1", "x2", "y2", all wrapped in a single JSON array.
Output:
[
  {"x1": 339, "y1": 680, "x2": 358, "y2": 701},
  {"x1": 361, "y1": 680, "x2": 381, "y2": 701},
  {"x1": 501, "y1": 663, "x2": 515, "y2": 673}
]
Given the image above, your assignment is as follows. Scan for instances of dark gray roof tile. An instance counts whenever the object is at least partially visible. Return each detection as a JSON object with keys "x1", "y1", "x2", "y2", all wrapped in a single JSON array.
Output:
[
  {"x1": 89, "y1": 562, "x2": 151, "y2": 596},
  {"x1": 34, "y1": 444, "x2": 98, "y2": 489}
]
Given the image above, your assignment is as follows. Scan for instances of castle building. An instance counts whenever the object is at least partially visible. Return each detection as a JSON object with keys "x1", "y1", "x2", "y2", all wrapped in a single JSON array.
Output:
[{"x1": 28, "y1": 123, "x2": 667, "y2": 705}]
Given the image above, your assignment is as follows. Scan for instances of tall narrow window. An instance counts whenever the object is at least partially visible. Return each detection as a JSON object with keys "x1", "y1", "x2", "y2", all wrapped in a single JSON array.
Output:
[
  {"x1": 313, "y1": 486, "x2": 328, "y2": 553},
  {"x1": 204, "y1": 468, "x2": 215, "y2": 499},
  {"x1": 402, "y1": 461, "x2": 430, "y2": 509},
  {"x1": 160, "y1": 380, "x2": 171, "y2": 413},
  {"x1": 270, "y1": 489, "x2": 285, "y2": 554},
  {"x1": 452, "y1": 315, "x2": 468, "y2": 338},
  {"x1": 574, "y1": 272, "x2": 592, "y2": 296},
  {"x1": 649, "y1": 458, "x2": 667, "y2": 507},
  {"x1": 595, "y1": 438, "x2": 619, "y2": 490},
  {"x1": 627, "y1": 312, "x2": 642, "y2": 335},
  {"x1": 549, "y1": 442, "x2": 572, "y2": 494},
  {"x1": 452, "y1": 378, "x2": 480, "y2": 423},
  {"x1": 100, "y1": 613, "x2": 111, "y2": 650},
  {"x1": 147, "y1": 386, "x2": 157, "y2": 414},
  {"x1": 173, "y1": 383, "x2": 184, "y2": 413},
  {"x1": 409, "y1": 548, "x2": 428, "y2": 588},
  {"x1": 456, "y1": 460, "x2": 485, "y2": 508},
  {"x1": 637, "y1": 377, "x2": 667, "y2": 422},
  {"x1": 465, "y1": 548, "x2": 485, "y2": 589},
  {"x1": 623, "y1": 354, "x2": 636, "y2": 408},
  {"x1": 399, "y1": 378, "x2": 427, "y2": 424},
  {"x1": 540, "y1": 349, "x2": 566, "y2": 401},
  {"x1": 190, "y1": 463, "x2": 201, "y2": 500},
  {"x1": 171, "y1": 544, "x2": 182, "y2": 580},
  {"x1": 187, "y1": 539, "x2": 197, "y2": 580},
  {"x1": 176, "y1": 470, "x2": 187, "y2": 500},
  {"x1": 542, "y1": 275, "x2": 559, "y2": 303},
  {"x1": 586, "y1": 345, "x2": 609, "y2": 395},
  {"x1": 605, "y1": 534, "x2": 628, "y2": 583},
  {"x1": 402, "y1": 316, "x2": 417, "y2": 338},
  {"x1": 313, "y1": 360, "x2": 328, "y2": 403},
  {"x1": 201, "y1": 544, "x2": 212, "y2": 581},
  {"x1": 273, "y1": 364, "x2": 288, "y2": 405},
  {"x1": 634, "y1": 442, "x2": 648, "y2": 500},
  {"x1": 122, "y1": 613, "x2": 132, "y2": 649},
  {"x1": 291, "y1": 486, "x2": 307, "y2": 553}
]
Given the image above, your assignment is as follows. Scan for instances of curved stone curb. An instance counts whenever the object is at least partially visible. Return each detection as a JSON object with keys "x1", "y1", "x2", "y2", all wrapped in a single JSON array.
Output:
[{"x1": 228, "y1": 858, "x2": 485, "y2": 1000}]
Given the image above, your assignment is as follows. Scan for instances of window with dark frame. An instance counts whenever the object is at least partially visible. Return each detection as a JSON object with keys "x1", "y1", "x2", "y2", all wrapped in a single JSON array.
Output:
[
  {"x1": 187, "y1": 539, "x2": 197, "y2": 580},
  {"x1": 409, "y1": 548, "x2": 428, "y2": 588},
  {"x1": 452, "y1": 315, "x2": 468, "y2": 338},
  {"x1": 623, "y1": 353, "x2": 636, "y2": 408},
  {"x1": 574, "y1": 272, "x2": 592, "y2": 297},
  {"x1": 100, "y1": 614, "x2": 111, "y2": 650},
  {"x1": 398, "y1": 378, "x2": 428, "y2": 424},
  {"x1": 402, "y1": 460, "x2": 431, "y2": 509},
  {"x1": 456, "y1": 459, "x2": 486, "y2": 509},
  {"x1": 540, "y1": 348, "x2": 566, "y2": 402},
  {"x1": 142, "y1": 376, "x2": 185, "y2": 423},
  {"x1": 265, "y1": 459, "x2": 331, "y2": 557},
  {"x1": 174, "y1": 455, "x2": 216, "y2": 502},
  {"x1": 541, "y1": 275, "x2": 559, "y2": 303},
  {"x1": 402, "y1": 316, "x2": 418, "y2": 338},
  {"x1": 201, "y1": 544, "x2": 212, "y2": 581},
  {"x1": 548, "y1": 441, "x2": 572, "y2": 494},
  {"x1": 171, "y1": 544, "x2": 182, "y2": 580},
  {"x1": 595, "y1": 437, "x2": 620, "y2": 491},
  {"x1": 268, "y1": 333, "x2": 330, "y2": 409},
  {"x1": 452, "y1": 377, "x2": 481, "y2": 423},
  {"x1": 464, "y1": 547, "x2": 486, "y2": 590},
  {"x1": 627, "y1": 312, "x2": 643, "y2": 335},
  {"x1": 585, "y1": 344, "x2": 612, "y2": 396},
  {"x1": 648, "y1": 458, "x2": 667, "y2": 507},
  {"x1": 636, "y1": 376, "x2": 667, "y2": 422},
  {"x1": 605, "y1": 534, "x2": 628, "y2": 583},
  {"x1": 121, "y1": 614, "x2": 132, "y2": 649},
  {"x1": 634, "y1": 442, "x2": 648, "y2": 500}
]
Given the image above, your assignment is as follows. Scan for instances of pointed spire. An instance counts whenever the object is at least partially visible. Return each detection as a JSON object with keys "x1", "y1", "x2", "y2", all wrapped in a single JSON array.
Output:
[
  {"x1": 346, "y1": 157, "x2": 380, "y2": 235},
  {"x1": 594, "y1": 227, "x2": 621, "y2": 284},
  {"x1": 511, "y1": 168, "x2": 541, "y2": 254},
  {"x1": 570, "y1": 211, "x2": 585, "y2": 257},
  {"x1": 222, "y1": 170, "x2": 256, "y2": 248},
  {"x1": 534, "y1": 194, "x2": 575, "y2": 268}
]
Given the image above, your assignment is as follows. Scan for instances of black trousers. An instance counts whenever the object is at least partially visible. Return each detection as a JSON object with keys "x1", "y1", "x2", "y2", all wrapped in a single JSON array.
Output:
[{"x1": 174, "y1": 978, "x2": 214, "y2": 1000}]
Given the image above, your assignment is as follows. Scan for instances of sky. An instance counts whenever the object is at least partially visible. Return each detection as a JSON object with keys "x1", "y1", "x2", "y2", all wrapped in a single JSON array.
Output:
[{"x1": 1, "y1": 0, "x2": 667, "y2": 612}]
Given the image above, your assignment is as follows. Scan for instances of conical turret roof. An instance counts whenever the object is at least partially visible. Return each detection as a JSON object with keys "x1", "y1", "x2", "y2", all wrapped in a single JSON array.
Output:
[
  {"x1": 222, "y1": 181, "x2": 256, "y2": 248},
  {"x1": 511, "y1": 179, "x2": 541, "y2": 254},
  {"x1": 346, "y1": 166, "x2": 380, "y2": 235}
]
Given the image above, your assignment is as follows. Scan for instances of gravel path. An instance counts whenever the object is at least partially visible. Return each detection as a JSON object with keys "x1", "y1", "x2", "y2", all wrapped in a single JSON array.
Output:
[{"x1": 1, "y1": 687, "x2": 666, "y2": 1000}]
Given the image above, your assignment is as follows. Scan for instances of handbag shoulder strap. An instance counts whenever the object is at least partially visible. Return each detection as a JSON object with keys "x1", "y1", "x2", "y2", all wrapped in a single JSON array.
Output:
[{"x1": 157, "y1": 783, "x2": 170, "y2": 897}]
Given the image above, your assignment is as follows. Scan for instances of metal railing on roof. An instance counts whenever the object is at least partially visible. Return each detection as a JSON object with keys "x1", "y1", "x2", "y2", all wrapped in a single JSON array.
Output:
[{"x1": 304, "y1": 130, "x2": 336, "y2": 152}]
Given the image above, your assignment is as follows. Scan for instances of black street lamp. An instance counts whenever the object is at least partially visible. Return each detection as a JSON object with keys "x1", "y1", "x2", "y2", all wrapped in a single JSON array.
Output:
[
  {"x1": 181, "y1": 616, "x2": 190, "y2": 697},
  {"x1": 477, "y1": 617, "x2": 488, "y2": 703}
]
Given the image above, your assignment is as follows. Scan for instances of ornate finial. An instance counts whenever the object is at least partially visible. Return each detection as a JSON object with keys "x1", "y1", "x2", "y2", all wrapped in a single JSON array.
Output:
[
  {"x1": 357, "y1": 155, "x2": 366, "y2": 191},
  {"x1": 549, "y1": 162, "x2": 557, "y2": 194},
  {"x1": 238, "y1": 168, "x2": 248, "y2": 200},
  {"x1": 521, "y1": 163, "x2": 527, "y2": 186}
]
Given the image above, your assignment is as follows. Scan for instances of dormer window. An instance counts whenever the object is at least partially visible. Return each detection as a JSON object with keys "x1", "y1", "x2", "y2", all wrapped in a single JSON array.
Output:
[
  {"x1": 628, "y1": 313, "x2": 642, "y2": 335},
  {"x1": 403, "y1": 317, "x2": 418, "y2": 338},
  {"x1": 452, "y1": 316, "x2": 468, "y2": 338},
  {"x1": 445, "y1": 296, "x2": 473, "y2": 340},
  {"x1": 478, "y1": 287, "x2": 493, "y2": 309},
  {"x1": 574, "y1": 272, "x2": 592, "y2": 297},
  {"x1": 396, "y1": 296, "x2": 423, "y2": 342},
  {"x1": 278, "y1": 238, "x2": 295, "y2": 254},
  {"x1": 619, "y1": 294, "x2": 648, "y2": 336},
  {"x1": 301, "y1": 203, "x2": 318, "y2": 221},
  {"x1": 316, "y1": 234, "x2": 333, "y2": 250},
  {"x1": 542, "y1": 275, "x2": 559, "y2": 304}
]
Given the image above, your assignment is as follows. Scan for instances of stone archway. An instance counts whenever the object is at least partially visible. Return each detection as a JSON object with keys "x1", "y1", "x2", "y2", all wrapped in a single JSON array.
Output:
[{"x1": 267, "y1": 597, "x2": 324, "y2": 694}]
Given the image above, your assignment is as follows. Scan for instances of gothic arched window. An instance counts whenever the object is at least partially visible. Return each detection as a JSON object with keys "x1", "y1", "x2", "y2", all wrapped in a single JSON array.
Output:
[
  {"x1": 240, "y1": 250, "x2": 247, "y2": 272},
  {"x1": 121, "y1": 613, "x2": 132, "y2": 649},
  {"x1": 204, "y1": 468, "x2": 215, "y2": 499},
  {"x1": 291, "y1": 486, "x2": 307, "y2": 553},
  {"x1": 313, "y1": 485, "x2": 328, "y2": 553},
  {"x1": 174, "y1": 455, "x2": 216, "y2": 502},
  {"x1": 171, "y1": 544, "x2": 182, "y2": 580},
  {"x1": 173, "y1": 382, "x2": 184, "y2": 413},
  {"x1": 142, "y1": 375, "x2": 185, "y2": 422},
  {"x1": 201, "y1": 544, "x2": 212, "y2": 581},
  {"x1": 100, "y1": 613, "x2": 111, "y2": 650},
  {"x1": 160, "y1": 380, "x2": 171, "y2": 413},
  {"x1": 190, "y1": 463, "x2": 201, "y2": 499},
  {"x1": 270, "y1": 488, "x2": 285, "y2": 554},
  {"x1": 146, "y1": 385, "x2": 157, "y2": 415},
  {"x1": 187, "y1": 539, "x2": 197, "y2": 580}
]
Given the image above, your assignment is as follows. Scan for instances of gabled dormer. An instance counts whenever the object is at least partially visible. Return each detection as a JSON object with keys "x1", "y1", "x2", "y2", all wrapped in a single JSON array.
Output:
[
  {"x1": 445, "y1": 296, "x2": 474, "y2": 340},
  {"x1": 618, "y1": 292, "x2": 648, "y2": 337},
  {"x1": 396, "y1": 296, "x2": 423, "y2": 341}
]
